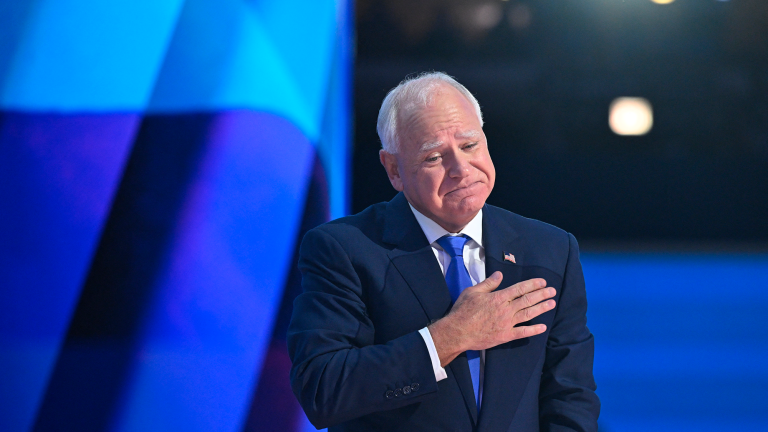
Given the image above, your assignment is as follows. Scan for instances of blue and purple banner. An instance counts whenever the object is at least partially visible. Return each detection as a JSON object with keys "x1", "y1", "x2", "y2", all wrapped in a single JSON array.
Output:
[{"x1": 0, "y1": 1, "x2": 350, "y2": 431}]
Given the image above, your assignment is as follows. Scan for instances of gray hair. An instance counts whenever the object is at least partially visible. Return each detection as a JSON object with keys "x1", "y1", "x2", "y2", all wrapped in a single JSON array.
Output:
[{"x1": 376, "y1": 72, "x2": 484, "y2": 154}]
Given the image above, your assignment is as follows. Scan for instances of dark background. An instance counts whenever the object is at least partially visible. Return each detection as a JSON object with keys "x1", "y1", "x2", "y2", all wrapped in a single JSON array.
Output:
[
  {"x1": 352, "y1": 0, "x2": 768, "y2": 245},
  {"x1": 350, "y1": 3, "x2": 768, "y2": 431}
]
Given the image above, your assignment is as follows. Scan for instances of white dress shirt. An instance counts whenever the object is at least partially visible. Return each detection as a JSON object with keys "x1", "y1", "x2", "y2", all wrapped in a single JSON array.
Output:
[{"x1": 409, "y1": 204, "x2": 486, "y2": 386}]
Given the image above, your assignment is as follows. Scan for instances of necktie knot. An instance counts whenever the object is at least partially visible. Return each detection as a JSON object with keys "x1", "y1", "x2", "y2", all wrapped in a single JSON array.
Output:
[{"x1": 436, "y1": 234, "x2": 469, "y2": 258}]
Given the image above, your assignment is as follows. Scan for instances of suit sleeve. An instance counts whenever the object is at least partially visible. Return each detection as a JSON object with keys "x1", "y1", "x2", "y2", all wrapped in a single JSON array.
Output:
[
  {"x1": 539, "y1": 233, "x2": 601, "y2": 432},
  {"x1": 287, "y1": 227, "x2": 438, "y2": 429}
]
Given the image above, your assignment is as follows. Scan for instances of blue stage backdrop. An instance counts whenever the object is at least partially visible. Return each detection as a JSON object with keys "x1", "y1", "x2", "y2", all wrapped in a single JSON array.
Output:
[
  {"x1": 582, "y1": 252, "x2": 768, "y2": 432},
  {"x1": 0, "y1": 1, "x2": 350, "y2": 431}
]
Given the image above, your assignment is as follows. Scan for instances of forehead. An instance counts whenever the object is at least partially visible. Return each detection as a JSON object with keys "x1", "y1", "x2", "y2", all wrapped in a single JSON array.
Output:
[{"x1": 399, "y1": 85, "x2": 481, "y2": 149}]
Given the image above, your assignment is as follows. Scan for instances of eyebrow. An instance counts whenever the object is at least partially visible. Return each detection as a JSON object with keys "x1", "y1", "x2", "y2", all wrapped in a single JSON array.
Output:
[
  {"x1": 418, "y1": 130, "x2": 481, "y2": 153},
  {"x1": 419, "y1": 140, "x2": 444, "y2": 153},
  {"x1": 456, "y1": 130, "x2": 480, "y2": 140}
]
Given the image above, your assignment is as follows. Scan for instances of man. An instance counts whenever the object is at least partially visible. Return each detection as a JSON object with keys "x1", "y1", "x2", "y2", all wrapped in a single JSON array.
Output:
[{"x1": 288, "y1": 72, "x2": 599, "y2": 432}]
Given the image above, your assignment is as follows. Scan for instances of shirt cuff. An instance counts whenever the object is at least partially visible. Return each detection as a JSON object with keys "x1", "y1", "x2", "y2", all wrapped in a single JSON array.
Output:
[{"x1": 418, "y1": 327, "x2": 448, "y2": 382}]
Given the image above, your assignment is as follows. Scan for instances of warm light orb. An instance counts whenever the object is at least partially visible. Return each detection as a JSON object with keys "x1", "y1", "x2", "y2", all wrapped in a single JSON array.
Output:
[
  {"x1": 609, "y1": 97, "x2": 654, "y2": 136},
  {"x1": 651, "y1": 0, "x2": 675, "y2": 4}
]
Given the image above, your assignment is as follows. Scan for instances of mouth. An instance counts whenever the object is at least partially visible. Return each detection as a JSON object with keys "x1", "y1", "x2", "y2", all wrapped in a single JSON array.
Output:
[{"x1": 445, "y1": 181, "x2": 484, "y2": 198}]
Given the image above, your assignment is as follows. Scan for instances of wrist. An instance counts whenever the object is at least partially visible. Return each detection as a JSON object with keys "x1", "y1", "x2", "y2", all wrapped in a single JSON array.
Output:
[{"x1": 428, "y1": 316, "x2": 465, "y2": 367}]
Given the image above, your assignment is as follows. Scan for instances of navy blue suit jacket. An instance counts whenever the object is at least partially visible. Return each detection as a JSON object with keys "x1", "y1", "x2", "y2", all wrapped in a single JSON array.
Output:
[{"x1": 288, "y1": 193, "x2": 599, "y2": 431}]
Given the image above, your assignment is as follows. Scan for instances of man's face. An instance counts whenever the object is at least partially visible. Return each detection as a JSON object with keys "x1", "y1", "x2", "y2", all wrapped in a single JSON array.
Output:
[{"x1": 380, "y1": 84, "x2": 496, "y2": 233}]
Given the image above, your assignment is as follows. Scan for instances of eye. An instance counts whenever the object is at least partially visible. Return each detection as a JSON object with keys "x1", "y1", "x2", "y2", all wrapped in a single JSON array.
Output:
[
  {"x1": 425, "y1": 154, "x2": 440, "y2": 163},
  {"x1": 463, "y1": 142, "x2": 479, "y2": 150}
]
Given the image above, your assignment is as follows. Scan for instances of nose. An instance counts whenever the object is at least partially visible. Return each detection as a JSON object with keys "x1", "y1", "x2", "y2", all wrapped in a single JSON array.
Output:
[{"x1": 446, "y1": 151, "x2": 472, "y2": 179}]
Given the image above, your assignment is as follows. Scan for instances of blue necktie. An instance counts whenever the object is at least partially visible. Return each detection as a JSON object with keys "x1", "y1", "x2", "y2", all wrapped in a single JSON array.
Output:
[{"x1": 435, "y1": 235, "x2": 482, "y2": 408}]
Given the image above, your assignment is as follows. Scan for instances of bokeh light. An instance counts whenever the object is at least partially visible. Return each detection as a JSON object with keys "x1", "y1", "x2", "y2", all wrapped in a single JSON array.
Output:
[{"x1": 609, "y1": 97, "x2": 654, "y2": 136}]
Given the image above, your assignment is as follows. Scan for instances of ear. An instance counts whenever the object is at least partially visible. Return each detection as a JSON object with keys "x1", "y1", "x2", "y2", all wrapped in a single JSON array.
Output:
[{"x1": 379, "y1": 150, "x2": 404, "y2": 192}]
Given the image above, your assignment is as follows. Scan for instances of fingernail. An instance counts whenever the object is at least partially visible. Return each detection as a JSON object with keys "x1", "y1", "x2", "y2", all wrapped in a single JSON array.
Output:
[{"x1": 492, "y1": 271, "x2": 501, "y2": 281}]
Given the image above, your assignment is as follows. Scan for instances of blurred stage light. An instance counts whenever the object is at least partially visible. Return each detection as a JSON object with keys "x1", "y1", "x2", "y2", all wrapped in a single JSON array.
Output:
[
  {"x1": 651, "y1": 0, "x2": 675, "y2": 4},
  {"x1": 609, "y1": 97, "x2": 654, "y2": 136},
  {"x1": 473, "y1": 3, "x2": 503, "y2": 30}
]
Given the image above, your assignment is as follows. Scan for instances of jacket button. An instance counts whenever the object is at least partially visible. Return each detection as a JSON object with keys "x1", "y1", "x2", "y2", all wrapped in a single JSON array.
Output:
[
  {"x1": 411, "y1": 382, "x2": 419, "y2": 391},
  {"x1": 403, "y1": 385, "x2": 412, "y2": 395},
  {"x1": 385, "y1": 390, "x2": 394, "y2": 399},
  {"x1": 394, "y1": 388, "x2": 403, "y2": 397}
]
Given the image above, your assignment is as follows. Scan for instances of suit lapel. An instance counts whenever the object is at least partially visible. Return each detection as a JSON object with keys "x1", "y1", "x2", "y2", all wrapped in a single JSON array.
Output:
[
  {"x1": 383, "y1": 193, "x2": 478, "y2": 425},
  {"x1": 477, "y1": 206, "x2": 543, "y2": 432},
  {"x1": 384, "y1": 193, "x2": 452, "y2": 322},
  {"x1": 448, "y1": 353, "x2": 479, "y2": 423}
]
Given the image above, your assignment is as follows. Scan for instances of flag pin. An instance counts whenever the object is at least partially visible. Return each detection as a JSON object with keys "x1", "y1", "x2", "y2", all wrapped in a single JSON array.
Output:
[{"x1": 503, "y1": 252, "x2": 516, "y2": 264}]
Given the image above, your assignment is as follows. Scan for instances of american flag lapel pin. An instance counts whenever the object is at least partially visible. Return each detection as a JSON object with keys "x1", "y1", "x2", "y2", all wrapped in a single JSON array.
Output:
[{"x1": 503, "y1": 252, "x2": 516, "y2": 264}]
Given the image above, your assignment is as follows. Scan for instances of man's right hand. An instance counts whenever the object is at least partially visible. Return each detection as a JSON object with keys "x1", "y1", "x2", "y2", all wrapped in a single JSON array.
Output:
[{"x1": 427, "y1": 271, "x2": 556, "y2": 367}]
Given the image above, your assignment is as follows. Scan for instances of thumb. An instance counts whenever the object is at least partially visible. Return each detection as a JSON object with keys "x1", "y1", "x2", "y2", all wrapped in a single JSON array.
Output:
[{"x1": 469, "y1": 271, "x2": 503, "y2": 293}]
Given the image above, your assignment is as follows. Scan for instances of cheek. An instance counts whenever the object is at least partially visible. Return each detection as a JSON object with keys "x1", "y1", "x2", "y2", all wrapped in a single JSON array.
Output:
[
  {"x1": 419, "y1": 175, "x2": 442, "y2": 199},
  {"x1": 486, "y1": 161, "x2": 496, "y2": 185},
  {"x1": 405, "y1": 171, "x2": 434, "y2": 196},
  {"x1": 429, "y1": 173, "x2": 452, "y2": 197},
  {"x1": 479, "y1": 156, "x2": 495, "y2": 182}
]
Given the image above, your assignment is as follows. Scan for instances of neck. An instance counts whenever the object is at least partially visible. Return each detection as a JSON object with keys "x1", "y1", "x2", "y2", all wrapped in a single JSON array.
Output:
[{"x1": 409, "y1": 203, "x2": 476, "y2": 234}]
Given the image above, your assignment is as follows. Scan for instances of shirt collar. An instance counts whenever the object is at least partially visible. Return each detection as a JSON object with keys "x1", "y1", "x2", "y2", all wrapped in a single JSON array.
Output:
[{"x1": 409, "y1": 203, "x2": 484, "y2": 248}]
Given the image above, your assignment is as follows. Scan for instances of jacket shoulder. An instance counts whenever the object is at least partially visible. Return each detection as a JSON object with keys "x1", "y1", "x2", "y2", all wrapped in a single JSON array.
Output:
[
  {"x1": 302, "y1": 200, "x2": 389, "y2": 251},
  {"x1": 486, "y1": 204, "x2": 570, "y2": 242},
  {"x1": 484, "y1": 204, "x2": 576, "y2": 274}
]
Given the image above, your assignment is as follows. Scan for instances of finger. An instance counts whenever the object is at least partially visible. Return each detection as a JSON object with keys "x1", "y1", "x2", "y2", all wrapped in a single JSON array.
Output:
[
  {"x1": 509, "y1": 324, "x2": 547, "y2": 341},
  {"x1": 500, "y1": 278, "x2": 547, "y2": 301},
  {"x1": 466, "y1": 271, "x2": 503, "y2": 294},
  {"x1": 511, "y1": 287, "x2": 556, "y2": 310},
  {"x1": 515, "y1": 299, "x2": 556, "y2": 323}
]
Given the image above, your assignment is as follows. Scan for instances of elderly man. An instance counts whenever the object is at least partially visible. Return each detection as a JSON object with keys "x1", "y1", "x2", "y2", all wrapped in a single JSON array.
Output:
[{"x1": 288, "y1": 72, "x2": 599, "y2": 432}]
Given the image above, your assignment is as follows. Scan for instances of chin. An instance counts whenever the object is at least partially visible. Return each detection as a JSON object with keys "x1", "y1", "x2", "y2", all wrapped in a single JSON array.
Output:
[
  {"x1": 451, "y1": 193, "x2": 486, "y2": 213},
  {"x1": 440, "y1": 199, "x2": 483, "y2": 226}
]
